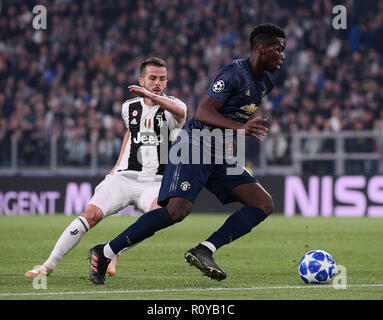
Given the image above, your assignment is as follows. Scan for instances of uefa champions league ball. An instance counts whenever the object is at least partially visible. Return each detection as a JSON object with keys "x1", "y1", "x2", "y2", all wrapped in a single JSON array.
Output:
[{"x1": 298, "y1": 250, "x2": 336, "y2": 284}]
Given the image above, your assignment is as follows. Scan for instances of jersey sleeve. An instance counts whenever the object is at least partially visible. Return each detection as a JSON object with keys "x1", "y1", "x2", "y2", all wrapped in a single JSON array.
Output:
[
  {"x1": 165, "y1": 96, "x2": 187, "y2": 129},
  {"x1": 121, "y1": 102, "x2": 130, "y2": 129},
  {"x1": 165, "y1": 96, "x2": 187, "y2": 141},
  {"x1": 205, "y1": 63, "x2": 241, "y2": 105}
]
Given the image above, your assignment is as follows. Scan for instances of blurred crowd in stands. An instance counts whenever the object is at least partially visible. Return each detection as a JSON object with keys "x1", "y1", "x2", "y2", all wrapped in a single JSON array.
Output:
[{"x1": 1, "y1": 0, "x2": 383, "y2": 173}]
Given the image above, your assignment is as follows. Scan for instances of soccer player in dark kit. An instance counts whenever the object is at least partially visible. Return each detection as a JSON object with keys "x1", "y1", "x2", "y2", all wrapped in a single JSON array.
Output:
[{"x1": 88, "y1": 23, "x2": 286, "y2": 284}]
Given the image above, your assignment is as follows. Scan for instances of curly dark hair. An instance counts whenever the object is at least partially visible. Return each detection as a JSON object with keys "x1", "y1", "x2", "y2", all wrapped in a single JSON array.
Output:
[{"x1": 249, "y1": 24, "x2": 286, "y2": 50}]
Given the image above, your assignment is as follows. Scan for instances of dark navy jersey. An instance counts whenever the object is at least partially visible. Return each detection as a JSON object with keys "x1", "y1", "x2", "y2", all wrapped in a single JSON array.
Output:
[
  {"x1": 185, "y1": 58, "x2": 275, "y2": 132},
  {"x1": 160, "y1": 58, "x2": 274, "y2": 205}
]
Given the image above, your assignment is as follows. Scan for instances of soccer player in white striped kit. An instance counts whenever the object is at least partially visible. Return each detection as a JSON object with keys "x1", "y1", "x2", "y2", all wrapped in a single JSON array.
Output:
[{"x1": 25, "y1": 57, "x2": 187, "y2": 277}]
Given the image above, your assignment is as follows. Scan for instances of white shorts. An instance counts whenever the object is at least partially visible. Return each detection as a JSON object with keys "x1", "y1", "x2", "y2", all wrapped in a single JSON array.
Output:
[{"x1": 89, "y1": 172, "x2": 161, "y2": 217}]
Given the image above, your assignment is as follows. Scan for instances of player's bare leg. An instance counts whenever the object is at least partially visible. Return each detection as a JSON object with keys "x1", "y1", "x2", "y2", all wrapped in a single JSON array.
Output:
[
  {"x1": 106, "y1": 254, "x2": 120, "y2": 276},
  {"x1": 81, "y1": 205, "x2": 104, "y2": 228},
  {"x1": 25, "y1": 205, "x2": 103, "y2": 277},
  {"x1": 230, "y1": 182, "x2": 275, "y2": 215}
]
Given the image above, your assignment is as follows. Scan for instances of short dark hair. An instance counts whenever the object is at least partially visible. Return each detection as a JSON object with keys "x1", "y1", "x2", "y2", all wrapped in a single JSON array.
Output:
[
  {"x1": 140, "y1": 57, "x2": 167, "y2": 75},
  {"x1": 250, "y1": 24, "x2": 286, "y2": 50}
]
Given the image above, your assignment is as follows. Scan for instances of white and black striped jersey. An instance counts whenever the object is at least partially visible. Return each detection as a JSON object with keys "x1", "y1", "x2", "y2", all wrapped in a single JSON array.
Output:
[{"x1": 115, "y1": 96, "x2": 187, "y2": 180}]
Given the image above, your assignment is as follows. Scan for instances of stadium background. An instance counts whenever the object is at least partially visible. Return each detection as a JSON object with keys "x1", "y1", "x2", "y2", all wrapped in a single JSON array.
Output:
[{"x1": 0, "y1": 0, "x2": 382, "y2": 217}]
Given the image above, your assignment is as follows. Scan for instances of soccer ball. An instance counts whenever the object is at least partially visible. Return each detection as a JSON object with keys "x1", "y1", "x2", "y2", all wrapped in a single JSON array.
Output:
[{"x1": 298, "y1": 250, "x2": 336, "y2": 284}]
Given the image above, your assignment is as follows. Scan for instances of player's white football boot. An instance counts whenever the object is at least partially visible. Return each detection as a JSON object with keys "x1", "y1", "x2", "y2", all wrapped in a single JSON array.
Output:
[{"x1": 24, "y1": 265, "x2": 53, "y2": 277}]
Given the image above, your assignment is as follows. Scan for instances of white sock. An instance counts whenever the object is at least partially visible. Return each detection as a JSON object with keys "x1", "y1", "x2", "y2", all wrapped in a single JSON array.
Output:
[
  {"x1": 103, "y1": 243, "x2": 116, "y2": 260},
  {"x1": 201, "y1": 241, "x2": 217, "y2": 253},
  {"x1": 104, "y1": 241, "x2": 138, "y2": 260},
  {"x1": 44, "y1": 216, "x2": 90, "y2": 269}
]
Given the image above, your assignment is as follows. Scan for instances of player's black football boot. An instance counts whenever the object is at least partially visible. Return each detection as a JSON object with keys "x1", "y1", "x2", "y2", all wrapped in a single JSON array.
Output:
[
  {"x1": 88, "y1": 244, "x2": 111, "y2": 285},
  {"x1": 185, "y1": 244, "x2": 226, "y2": 281}
]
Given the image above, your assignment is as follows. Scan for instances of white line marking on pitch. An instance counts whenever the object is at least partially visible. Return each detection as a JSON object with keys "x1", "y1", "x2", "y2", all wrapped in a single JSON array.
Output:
[{"x1": 1, "y1": 284, "x2": 383, "y2": 297}]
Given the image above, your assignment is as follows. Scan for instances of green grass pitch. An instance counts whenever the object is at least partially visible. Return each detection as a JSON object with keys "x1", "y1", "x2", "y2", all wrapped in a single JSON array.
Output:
[{"x1": 0, "y1": 214, "x2": 382, "y2": 300}]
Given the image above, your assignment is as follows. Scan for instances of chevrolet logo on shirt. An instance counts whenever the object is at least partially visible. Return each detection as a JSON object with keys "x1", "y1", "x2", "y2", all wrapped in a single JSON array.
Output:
[{"x1": 240, "y1": 103, "x2": 258, "y2": 114}]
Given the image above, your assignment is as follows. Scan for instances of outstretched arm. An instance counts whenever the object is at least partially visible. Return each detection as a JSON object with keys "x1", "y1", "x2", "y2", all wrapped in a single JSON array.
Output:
[{"x1": 128, "y1": 85, "x2": 185, "y2": 125}]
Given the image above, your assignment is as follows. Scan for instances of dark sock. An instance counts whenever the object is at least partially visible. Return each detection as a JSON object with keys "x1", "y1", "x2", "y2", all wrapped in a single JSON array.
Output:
[
  {"x1": 205, "y1": 206, "x2": 268, "y2": 250},
  {"x1": 109, "y1": 207, "x2": 173, "y2": 254}
]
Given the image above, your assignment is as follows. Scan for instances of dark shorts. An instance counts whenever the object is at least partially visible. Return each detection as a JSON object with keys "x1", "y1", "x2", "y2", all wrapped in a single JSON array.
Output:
[{"x1": 157, "y1": 160, "x2": 258, "y2": 207}]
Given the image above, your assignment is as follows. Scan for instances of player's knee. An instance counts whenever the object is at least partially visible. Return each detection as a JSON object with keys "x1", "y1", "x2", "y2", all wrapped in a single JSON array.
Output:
[
  {"x1": 81, "y1": 205, "x2": 103, "y2": 228},
  {"x1": 262, "y1": 196, "x2": 275, "y2": 216},
  {"x1": 167, "y1": 206, "x2": 191, "y2": 223},
  {"x1": 166, "y1": 198, "x2": 193, "y2": 223}
]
